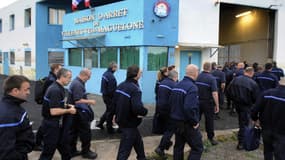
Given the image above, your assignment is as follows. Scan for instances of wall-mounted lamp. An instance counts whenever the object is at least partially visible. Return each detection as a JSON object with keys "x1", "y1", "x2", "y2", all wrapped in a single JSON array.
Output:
[
  {"x1": 175, "y1": 45, "x2": 179, "y2": 49},
  {"x1": 235, "y1": 11, "x2": 252, "y2": 18}
]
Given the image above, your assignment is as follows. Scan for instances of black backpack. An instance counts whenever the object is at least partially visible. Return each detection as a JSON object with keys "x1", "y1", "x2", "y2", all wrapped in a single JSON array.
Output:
[{"x1": 34, "y1": 77, "x2": 47, "y2": 104}]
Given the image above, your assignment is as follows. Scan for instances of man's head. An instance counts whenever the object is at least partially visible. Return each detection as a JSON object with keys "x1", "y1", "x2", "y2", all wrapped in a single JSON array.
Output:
[
  {"x1": 3, "y1": 75, "x2": 31, "y2": 100},
  {"x1": 186, "y1": 64, "x2": 199, "y2": 80},
  {"x1": 79, "y1": 68, "x2": 92, "y2": 82},
  {"x1": 168, "y1": 70, "x2": 178, "y2": 82},
  {"x1": 56, "y1": 68, "x2": 72, "y2": 86},
  {"x1": 50, "y1": 63, "x2": 62, "y2": 75},
  {"x1": 109, "y1": 61, "x2": 118, "y2": 72},
  {"x1": 237, "y1": 62, "x2": 245, "y2": 69},
  {"x1": 265, "y1": 63, "x2": 273, "y2": 71},
  {"x1": 244, "y1": 67, "x2": 254, "y2": 78},
  {"x1": 127, "y1": 65, "x2": 142, "y2": 81},
  {"x1": 203, "y1": 62, "x2": 211, "y2": 72},
  {"x1": 211, "y1": 62, "x2": 217, "y2": 70}
]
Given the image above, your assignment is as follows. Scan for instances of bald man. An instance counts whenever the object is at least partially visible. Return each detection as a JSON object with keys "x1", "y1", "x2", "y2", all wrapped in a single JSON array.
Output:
[
  {"x1": 170, "y1": 64, "x2": 203, "y2": 160},
  {"x1": 67, "y1": 69, "x2": 97, "y2": 159}
]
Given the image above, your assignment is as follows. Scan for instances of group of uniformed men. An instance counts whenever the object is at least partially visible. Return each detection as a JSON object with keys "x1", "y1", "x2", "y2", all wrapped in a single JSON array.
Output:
[
  {"x1": 153, "y1": 61, "x2": 285, "y2": 160},
  {"x1": 0, "y1": 60, "x2": 284, "y2": 160}
]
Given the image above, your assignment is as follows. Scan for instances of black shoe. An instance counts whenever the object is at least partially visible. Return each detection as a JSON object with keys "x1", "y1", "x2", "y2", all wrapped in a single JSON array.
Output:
[
  {"x1": 209, "y1": 139, "x2": 218, "y2": 145},
  {"x1": 82, "y1": 150, "x2": 98, "y2": 159},
  {"x1": 155, "y1": 147, "x2": 165, "y2": 157},
  {"x1": 71, "y1": 150, "x2": 81, "y2": 158},
  {"x1": 96, "y1": 123, "x2": 104, "y2": 130},
  {"x1": 33, "y1": 144, "x2": 43, "y2": 151},
  {"x1": 236, "y1": 144, "x2": 244, "y2": 150}
]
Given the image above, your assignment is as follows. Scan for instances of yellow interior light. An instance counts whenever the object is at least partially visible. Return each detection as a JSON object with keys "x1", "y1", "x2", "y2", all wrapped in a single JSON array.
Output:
[{"x1": 235, "y1": 11, "x2": 252, "y2": 18}]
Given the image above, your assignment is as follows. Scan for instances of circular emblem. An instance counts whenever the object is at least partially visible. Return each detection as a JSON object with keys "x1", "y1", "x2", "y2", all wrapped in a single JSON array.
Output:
[{"x1": 154, "y1": 1, "x2": 170, "y2": 18}]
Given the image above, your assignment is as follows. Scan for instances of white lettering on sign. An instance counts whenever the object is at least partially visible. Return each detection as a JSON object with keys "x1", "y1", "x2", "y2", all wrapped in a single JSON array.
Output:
[
  {"x1": 62, "y1": 21, "x2": 144, "y2": 36},
  {"x1": 63, "y1": 8, "x2": 143, "y2": 37}
]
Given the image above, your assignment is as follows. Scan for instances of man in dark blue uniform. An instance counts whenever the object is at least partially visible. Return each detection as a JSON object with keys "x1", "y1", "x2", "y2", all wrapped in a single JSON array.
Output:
[
  {"x1": 255, "y1": 63, "x2": 278, "y2": 92},
  {"x1": 170, "y1": 64, "x2": 203, "y2": 160},
  {"x1": 251, "y1": 77, "x2": 285, "y2": 160},
  {"x1": 39, "y1": 68, "x2": 77, "y2": 160},
  {"x1": 271, "y1": 61, "x2": 284, "y2": 81},
  {"x1": 212, "y1": 63, "x2": 226, "y2": 120},
  {"x1": 68, "y1": 69, "x2": 97, "y2": 159},
  {"x1": 35, "y1": 63, "x2": 62, "y2": 151},
  {"x1": 227, "y1": 67, "x2": 259, "y2": 150},
  {"x1": 114, "y1": 65, "x2": 148, "y2": 160},
  {"x1": 196, "y1": 62, "x2": 219, "y2": 145},
  {"x1": 233, "y1": 62, "x2": 245, "y2": 78},
  {"x1": 154, "y1": 70, "x2": 178, "y2": 157},
  {"x1": 0, "y1": 75, "x2": 34, "y2": 160},
  {"x1": 97, "y1": 62, "x2": 117, "y2": 134}
]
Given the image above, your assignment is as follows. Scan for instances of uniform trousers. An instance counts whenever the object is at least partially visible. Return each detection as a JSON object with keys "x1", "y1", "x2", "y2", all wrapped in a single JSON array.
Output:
[
  {"x1": 262, "y1": 130, "x2": 285, "y2": 160},
  {"x1": 173, "y1": 121, "x2": 203, "y2": 160},
  {"x1": 117, "y1": 128, "x2": 146, "y2": 160},
  {"x1": 39, "y1": 119, "x2": 71, "y2": 160}
]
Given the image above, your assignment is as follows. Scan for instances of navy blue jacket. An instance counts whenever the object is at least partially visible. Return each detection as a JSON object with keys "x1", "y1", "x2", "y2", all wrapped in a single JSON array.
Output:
[
  {"x1": 251, "y1": 85, "x2": 285, "y2": 135},
  {"x1": 196, "y1": 71, "x2": 218, "y2": 102},
  {"x1": 271, "y1": 67, "x2": 284, "y2": 81},
  {"x1": 114, "y1": 79, "x2": 148, "y2": 128},
  {"x1": 42, "y1": 81, "x2": 65, "y2": 120},
  {"x1": 170, "y1": 76, "x2": 200, "y2": 126},
  {"x1": 0, "y1": 95, "x2": 34, "y2": 160},
  {"x1": 255, "y1": 71, "x2": 278, "y2": 92},
  {"x1": 227, "y1": 75, "x2": 259, "y2": 107},
  {"x1": 156, "y1": 77, "x2": 177, "y2": 115},
  {"x1": 212, "y1": 69, "x2": 226, "y2": 89},
  {"x1": 101, "y1": 68, "x2": 117, "y2": 97}
]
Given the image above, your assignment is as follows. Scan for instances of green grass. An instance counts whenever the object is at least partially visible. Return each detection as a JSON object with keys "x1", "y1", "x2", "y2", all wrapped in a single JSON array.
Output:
[{"x1": 146, "y1": 133, "x2": 240, "y2": 160}]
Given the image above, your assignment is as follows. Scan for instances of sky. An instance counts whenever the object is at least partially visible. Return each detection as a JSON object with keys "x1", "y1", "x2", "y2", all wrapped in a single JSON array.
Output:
[{"x1": 0, "y1": 0, "x2": 18, "y2": 9}]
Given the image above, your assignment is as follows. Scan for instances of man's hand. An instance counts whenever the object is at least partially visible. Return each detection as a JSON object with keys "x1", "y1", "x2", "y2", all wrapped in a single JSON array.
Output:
[
  {"x1": 215, "y1": 105, "x2": 220, "y2": 113},
  {"x1": 88, "y1": 99, "x2": 96, "y2": 106},
  {"x1": 68, "y1": 106, "x2": 77, "y2": 114}
]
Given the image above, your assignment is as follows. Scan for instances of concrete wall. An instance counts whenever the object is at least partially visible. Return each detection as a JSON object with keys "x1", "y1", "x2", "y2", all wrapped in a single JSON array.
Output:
[
  {"x1": 178, "y1": 0, "x2": 220, "y2": 45},
  {"x1": 0, "y1": 0, "x2": 35, "y2": 79},
  {"x1": 274, "y1": 5, "x2": 285, "y2": 69}
]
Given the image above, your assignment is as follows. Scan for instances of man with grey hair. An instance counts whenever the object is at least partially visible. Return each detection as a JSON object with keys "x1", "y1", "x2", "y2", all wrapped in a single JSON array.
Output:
[
  {"x1": 170, "y1": 64, "x2": 203, "y2": 159},
  {"x1": 196, "y1": 62, "x2": 219, "y2": 145},
  {"x1": 154, "y1": 70, "x2": 178, "y2": 157},
  {"x1": 39, "y1": 68, "x2": 77, "y2": 160},
  {"x1": 67, "y1": 68, "x2": 97, "y2": 159},
  {"x1": 97, "y1": 61, "x2": 118, "y2": 134}
]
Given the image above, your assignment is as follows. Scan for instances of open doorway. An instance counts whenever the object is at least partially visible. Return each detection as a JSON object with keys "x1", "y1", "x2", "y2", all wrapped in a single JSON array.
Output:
[{"x1": 218, "y1": 3, "x2": 276, "y2": 67}]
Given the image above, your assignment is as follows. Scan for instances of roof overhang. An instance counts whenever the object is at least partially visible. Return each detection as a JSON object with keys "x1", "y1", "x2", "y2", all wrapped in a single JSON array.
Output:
[
  {"x1": 177, "y1": 42, "x2": 224, "y2": 49},
  {"x1": 62, "y1": 34, "x2": 106, "y2": 48}
]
